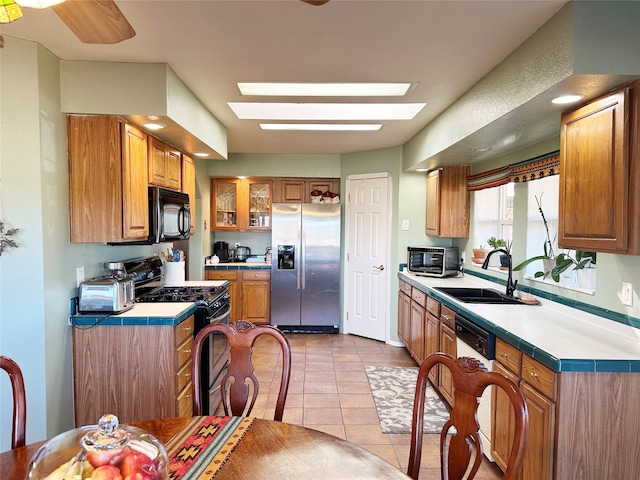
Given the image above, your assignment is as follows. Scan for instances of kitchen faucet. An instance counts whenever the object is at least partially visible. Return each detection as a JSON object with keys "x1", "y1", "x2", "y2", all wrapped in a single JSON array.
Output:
[{"x1": 481, "y1": 248, "x2": 518, "y2": 297}]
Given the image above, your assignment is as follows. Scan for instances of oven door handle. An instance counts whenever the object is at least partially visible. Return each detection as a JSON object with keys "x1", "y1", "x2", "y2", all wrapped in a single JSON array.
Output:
[{"x1": 209, "y1": 304, "x2": 231, "y2": 324}]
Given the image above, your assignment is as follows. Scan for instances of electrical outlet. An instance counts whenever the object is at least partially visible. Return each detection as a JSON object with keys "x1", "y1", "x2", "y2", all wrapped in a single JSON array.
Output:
[
  {"x1": 76, "y1": 267, "x2": 85, "y2": 287},
  {"x1": 622, "y1": 282, "x2": 633, "y2": 306},
  {"x1": 461, "y1": 252, "x2": 466, "y2": 263},
  {"x1": 401, "y1": 219, "x2": 410, "y2": 231}
]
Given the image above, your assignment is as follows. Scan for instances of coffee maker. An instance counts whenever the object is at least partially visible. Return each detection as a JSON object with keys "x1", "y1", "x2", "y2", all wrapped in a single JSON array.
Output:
[{"x1": 213, "y1": 241, "x2": 229, "y2": 262}]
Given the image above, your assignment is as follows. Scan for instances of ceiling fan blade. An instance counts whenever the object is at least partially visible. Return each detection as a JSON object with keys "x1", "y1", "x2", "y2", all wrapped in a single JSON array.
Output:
[{"x1": 52, "y1": 0, "x2": 135, "y2": 44}]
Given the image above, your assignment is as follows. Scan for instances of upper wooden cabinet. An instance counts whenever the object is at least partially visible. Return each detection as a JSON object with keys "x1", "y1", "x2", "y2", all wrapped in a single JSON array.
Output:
[
  {"x1": 559, "y1": 80, "x2": 640, "y2": 254},
  {"x1": 211, "y1": 177, "x2": 272, "y2": 231},
  {"x1": 273, "y1": 177, "x2": 340, "y2": 203},
  {"x1": 148, "y1": 136, "x2": 182, "y2": 191},
  {"x1": 68, "y1": 115, "x2": 149, "y2": 243},
  {"x1": 425, "y1": 165, "x2": 470, "y2": 238},
  {"x1": 182, "y1": 154, "x2": 196, "y2": 235}
]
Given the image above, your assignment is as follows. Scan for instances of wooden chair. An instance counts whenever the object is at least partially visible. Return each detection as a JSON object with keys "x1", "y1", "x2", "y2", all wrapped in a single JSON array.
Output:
[
  {"x1": 192, "y1": 321, "x2": 291, "y2": 421},
  {"x1": 1, "y1": 355, "x2": 27, "y2": 449},
  {"x1": 407, "y1": 353, "x2": 529, "y2": 480}
]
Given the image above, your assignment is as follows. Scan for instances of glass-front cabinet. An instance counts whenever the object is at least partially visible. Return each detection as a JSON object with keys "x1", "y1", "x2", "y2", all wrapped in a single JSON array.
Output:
[{"x1": 211, "y1": 178, "x2": 272, "y2": 231}]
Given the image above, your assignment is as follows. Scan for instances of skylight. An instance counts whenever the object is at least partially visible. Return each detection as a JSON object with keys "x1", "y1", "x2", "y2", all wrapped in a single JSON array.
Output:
[
  {"x1": 260, "y1": 124, "x2": 382, "y2": 131},
  {"x1": 237, "y1": 82, "x2": 412, "y2": 97},
  {"x1": 228, "y1": 102, "x2": 426, "y2": 120}
]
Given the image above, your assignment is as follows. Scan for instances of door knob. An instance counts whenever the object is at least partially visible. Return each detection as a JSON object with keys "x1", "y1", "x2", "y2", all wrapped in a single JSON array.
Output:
[{"x1": 373, "y1": 265, "x2": 385, "y2": 271}]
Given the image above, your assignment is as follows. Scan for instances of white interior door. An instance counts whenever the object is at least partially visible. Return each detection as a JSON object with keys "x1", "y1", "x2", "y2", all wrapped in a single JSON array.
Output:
[{"x1": 344, "y1": 173, "x2": 390, "y2": 342}]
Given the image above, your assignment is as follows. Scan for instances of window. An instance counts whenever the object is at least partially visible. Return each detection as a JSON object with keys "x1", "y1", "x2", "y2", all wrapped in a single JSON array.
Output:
[
  {"x1": 473, "y1": 183, "x2": 513, "y2": 249},
  {"x1": 522, "y1": 176, "x2": 559, "y2": 278}
]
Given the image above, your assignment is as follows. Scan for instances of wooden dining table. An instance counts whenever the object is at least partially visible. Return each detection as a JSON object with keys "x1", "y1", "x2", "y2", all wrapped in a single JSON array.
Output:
[{"x1": 1, "y1": 416, "x2": 411, "y2": 479}]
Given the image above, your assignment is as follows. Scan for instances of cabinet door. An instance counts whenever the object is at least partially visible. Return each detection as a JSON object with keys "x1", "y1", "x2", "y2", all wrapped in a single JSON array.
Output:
[
  {"x1": 398, "y1": 288, "x2": 411, "y2": 345},
  {"x1": 409, "y1": 301, "x2": 425, "y2": 363},
  {"x1": 425, "y1": 312, "x2": 439, "y2": 384},
  {"x1": 559, "y1": 89, "x2": 632, "y2": 253},
  {"x1": 182, "y1": 155, "x2": 196, "y2": 235},
  {"x1": 148, "y1": 136, "x2": 168, "y2": 186},
  {"x1": 491, "y1": 361, "x2": 519, "y2": 473},
  {"x1": 278, "y1": 178, "x2": 306, "y2": 203},
  {"x1": 122, "y1": 123, "x2": 149, "y2": 240},
  {"x1": 211, "y1": 178, "x2": 239, "y2": 230},
  {"x1": 521, "y1": 383, "x2": 555, "y2": 480},
  {"x1": 438, "y1": 323, "x2": 456, "y2": 406},
  {"x1": 166, "y1": 148, "x2": 182, "y2": 191},
  {"x1": 248, "y1": 180, "x2": 272, "y2": 230},
  {"x1": 425, "y1": 170, "x2": 441, "y2": 236},
  {"x1": 241, "y1": 271, "x2": 271, "y2": 324},
  {"x1": 425, "y1": 166, "x2": 470, "y2": 238}
]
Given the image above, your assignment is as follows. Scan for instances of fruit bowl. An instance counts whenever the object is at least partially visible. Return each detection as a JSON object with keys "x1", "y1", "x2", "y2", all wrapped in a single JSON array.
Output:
[{"x1": 27, "y1": 414, "x2": 168, "y2": 480}]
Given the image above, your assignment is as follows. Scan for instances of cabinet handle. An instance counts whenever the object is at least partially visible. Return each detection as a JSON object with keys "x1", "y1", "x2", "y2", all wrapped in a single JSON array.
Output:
[
  {"x1": 184, "y1": 349, "x2": 192, "y2": 354},
  {"x1": 500, "y1": 353, "x2": 509, "y2": 358},
  {"x1": 442, "y1": 314, "x2": 451, "y2": 320},
  {"x1": 184, "y1": 327, "x2": 192, "y2": 332},
  {"x1": 530, "y1": 372, "x2": 538, "y2": 378},
  {"x1": 183, "y1": 373, "x2": 191, "y2": 378}
]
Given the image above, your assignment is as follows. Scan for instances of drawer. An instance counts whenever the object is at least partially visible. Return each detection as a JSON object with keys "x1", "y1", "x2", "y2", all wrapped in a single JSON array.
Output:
[
  {"x1": 175, "y1": 315, "x2": 194, "y2": 347},
  {"x1": 208, "y1": 270, "x2": 238, "y2": 281},
  {"x1": 411, "y1": 288, "x2": 426, "y2": 307},
  {"x1": 400, "y1": 280, "x2": 412, "y2": 295},
  {"x1": 426, "y1": 295, "x2": 441, "y2": 317},
  {"x1": 176, "y1": 336, "x2": 194, "y2": 369},
  {"x1": 176, "y1": 359, "x2": 192, "y2": 393},
  {"x1": 522, "y1": 355, "x2": 556, "y2": 401},
  {"x1": 176, "y1": 382, "x2": 193, "y2": 417},
  {"x1": 242, "y1": 270, "x2": 271, "y2": 281},
  {"x1": 440, "y1": 305, "x2": 455, "y2": 328},
  {"x1": 496, "y1": 338, "x2": 522, "y2": 375}
]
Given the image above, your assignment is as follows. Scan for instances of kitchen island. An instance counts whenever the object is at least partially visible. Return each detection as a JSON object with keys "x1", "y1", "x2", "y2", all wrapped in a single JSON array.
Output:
[{"x1": 399, "y1": 270, "x2": 640, "y2": 480}]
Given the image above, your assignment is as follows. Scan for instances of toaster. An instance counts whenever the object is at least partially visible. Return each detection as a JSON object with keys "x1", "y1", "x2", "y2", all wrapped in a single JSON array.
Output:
[{"x1": 78, "y1": 277, "x2": 135, "y2": 314}]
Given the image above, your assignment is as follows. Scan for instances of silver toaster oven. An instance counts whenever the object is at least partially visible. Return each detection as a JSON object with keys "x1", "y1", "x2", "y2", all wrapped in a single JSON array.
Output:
[
  {"x1": 407, "y1": 246, "x2": 460, "y2": 277},
  {"x1": 78, "y1": 277, "x2": 135, "y2": 314}
]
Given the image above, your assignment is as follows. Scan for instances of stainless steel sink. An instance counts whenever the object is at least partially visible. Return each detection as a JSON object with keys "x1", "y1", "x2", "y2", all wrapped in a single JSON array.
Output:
[{"x1": 434, "y1": 287, "x2": 525, "y2": 305}]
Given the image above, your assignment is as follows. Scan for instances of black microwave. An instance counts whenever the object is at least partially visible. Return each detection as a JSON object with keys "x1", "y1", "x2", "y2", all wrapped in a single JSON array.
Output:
[{"x1": 407, "y1": 246, "x2": 460, "y2": 277}]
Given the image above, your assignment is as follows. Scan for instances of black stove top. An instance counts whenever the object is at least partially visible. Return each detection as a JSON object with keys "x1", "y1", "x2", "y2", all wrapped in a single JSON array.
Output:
[{"x1": 137, "y1": 285, "x2": 225, "y2": 305}]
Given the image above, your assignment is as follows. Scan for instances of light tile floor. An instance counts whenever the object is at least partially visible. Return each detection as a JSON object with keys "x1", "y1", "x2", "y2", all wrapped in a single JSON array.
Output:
[{"x1": 218, "y1": 332, "x2": 502, "y2": 480}]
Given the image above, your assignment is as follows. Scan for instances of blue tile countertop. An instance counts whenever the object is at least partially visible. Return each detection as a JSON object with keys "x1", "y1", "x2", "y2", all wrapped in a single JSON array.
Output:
[
  {"x1": 399, "y1": 270, "x2": 640, "y2": 373},
  {"x1": 71, "y1": 302, "x2": 197, "y2": 327},
  {"x1": 205, "y1": 262, "x2": 271, "y2": 270},
  {"x1": 70, "y1": 280, "x2": 228, "y2": 327}
]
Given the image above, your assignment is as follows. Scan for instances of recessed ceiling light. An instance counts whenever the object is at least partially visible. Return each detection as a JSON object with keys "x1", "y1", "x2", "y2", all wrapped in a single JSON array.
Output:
[
  {"x1": 552, "y1": 94, "x2": 583, "y2": 104},
  {"x1": 194, "y1": 153, "x2": 208, "y2": 157},
  {"x1": 144, "y1": 123, "x2": 166, "y2": 130},
  {"x1": 260, "y1": 124, "x2": 382, "y2": 131},
  {"x1": 416, "y1": 168, "x2": 429, "y2": 172},
  {"x1": 228, "y1": 102, "x2": 426, "y2": 120},
  {"x1": 237, "y1": 82, "x2": 412, "y2": 97},
  {"x1": 472, "y1": 147, "x2": 492, "y2": 152}
]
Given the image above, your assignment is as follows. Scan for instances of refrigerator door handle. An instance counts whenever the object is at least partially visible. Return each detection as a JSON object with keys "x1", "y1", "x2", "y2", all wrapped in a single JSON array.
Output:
[{"x1": 300, "y1": 216, "x2": 305, "y2": 291}]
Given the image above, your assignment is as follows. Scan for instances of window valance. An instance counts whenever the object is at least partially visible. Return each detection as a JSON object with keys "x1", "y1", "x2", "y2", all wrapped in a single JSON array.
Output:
[{"x1": 467, "y1": 151, "x2": 559, "y2": 191}]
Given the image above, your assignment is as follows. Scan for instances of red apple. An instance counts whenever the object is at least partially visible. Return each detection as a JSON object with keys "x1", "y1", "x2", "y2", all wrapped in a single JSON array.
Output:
[
  {"x1": 91, "y1": 465, "x2": 123, "y2": 480},
  {"x1": 119, "y1": 451, "x2": 156, "y2": 477},
  {"x1": 124, "y1": 468, "x2": 157, "y2": 480},
  {"x1": 87, "y1": 447, "x2": 128, "y2": 468}
]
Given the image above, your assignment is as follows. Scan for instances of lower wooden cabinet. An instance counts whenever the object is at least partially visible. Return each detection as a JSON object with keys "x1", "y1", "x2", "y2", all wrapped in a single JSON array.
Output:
[
  {"x1": 398, "y1": 282, "x2": 411, "y2": 347},
  {"x1": 438, "y1": 305, "x2": 457, "y2": 405},
  {"x1": 492, "y1": 337, "x2": 556, "y2": 480},
  {"x1": 72, "y1": 316, "x2": 194, "y2": 426},
  {"x1": 241, "y1": 270, "x2": 271, "y2": 324},
  {"x1": 205, "y1": 269, "x2": 270, "y2": 324}
]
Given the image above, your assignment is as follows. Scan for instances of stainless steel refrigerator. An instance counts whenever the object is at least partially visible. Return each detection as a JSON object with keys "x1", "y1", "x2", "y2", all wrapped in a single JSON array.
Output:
[{"x1": 271, "y1": 203, "x2": 341, "y2": 332}]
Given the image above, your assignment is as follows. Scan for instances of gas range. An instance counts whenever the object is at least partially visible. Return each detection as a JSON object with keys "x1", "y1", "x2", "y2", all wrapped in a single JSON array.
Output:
[{"x1": 137, "y1": 285, "x2": 225, "y2": 306}]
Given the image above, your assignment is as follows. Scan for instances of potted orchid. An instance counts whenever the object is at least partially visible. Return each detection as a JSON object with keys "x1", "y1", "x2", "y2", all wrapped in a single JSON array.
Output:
[{"x1": 513, "y1": 194, "x2": 556, "y2": 279}]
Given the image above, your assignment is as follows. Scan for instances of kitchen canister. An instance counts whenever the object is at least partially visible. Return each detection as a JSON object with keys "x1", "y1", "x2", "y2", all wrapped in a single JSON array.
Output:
[{"x1": 164, "y1": 261, "x2": 185, "y2": 286}]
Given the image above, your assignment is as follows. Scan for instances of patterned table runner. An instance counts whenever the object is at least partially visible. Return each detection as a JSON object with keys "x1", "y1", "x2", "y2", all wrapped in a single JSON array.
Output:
[{"x1": 166, "y1": 416, "x2": 254, "y2": 479}]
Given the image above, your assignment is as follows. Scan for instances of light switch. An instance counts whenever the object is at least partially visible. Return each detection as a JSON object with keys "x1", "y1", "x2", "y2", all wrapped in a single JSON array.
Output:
[
  {"x1": 622, "y1": 282, "x2": 633, "y2": 306},
  {"x1": 401, "y1": 219, "x2": 410, "y2": 231}
]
